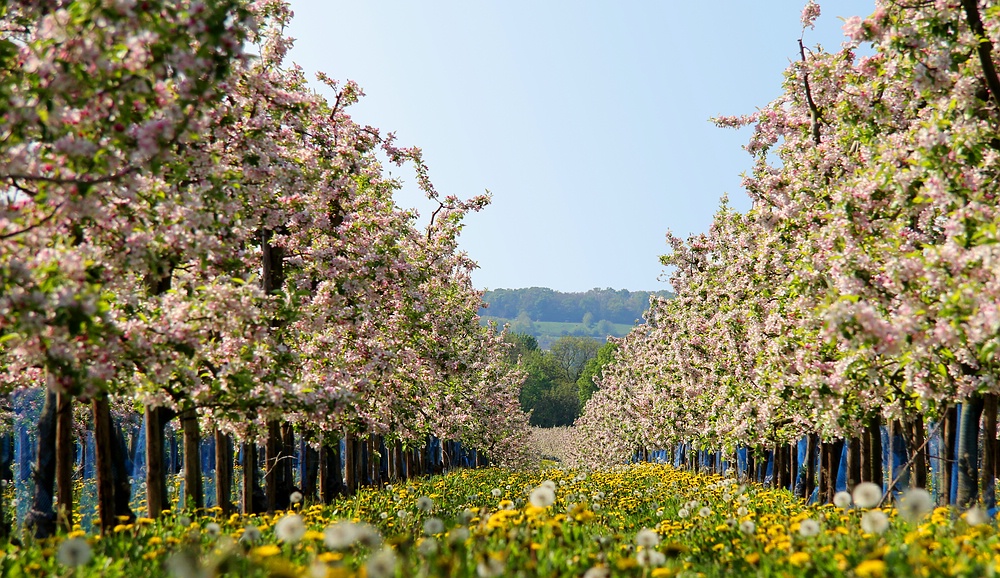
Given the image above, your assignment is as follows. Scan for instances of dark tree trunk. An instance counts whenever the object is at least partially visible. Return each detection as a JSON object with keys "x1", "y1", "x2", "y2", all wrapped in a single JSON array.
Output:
[
  {"x1": 215, "y1": 429, "x2": 233, "y2": 515},
  {"x1": 55, "y1": 392, "x2": 73, "y2": 532},
  {"x1": 941, "y1": 405, "x2": 958, "y2": 505},
  {"x1": 982, "y1": 394, "x2": 997, "y2": 510},
  {"x1": 847, "y1": 436, "x2": 862, "y2": 492},
  {"x1": 242, "y1": 441, "x2": 258, "y2": 515},
  {"x1": 145, "y1": 406, "x2": 173, "y2": 519},
  {"x1": 865, "y1": 416, "x2": 883, "y2": 487},
  {"x1": 803, "y1": 434, "x2": 818, "y2": 500},
  {"x1": 265, "y1": 420, "x2": 280, "y2": 513},
  {"x1": 957, "y1": 393, "x2": 985, "y2": 509},
  {"x1": 281, "y1": 422, "x2": 295, "y2": 501},
  {"x1": 24, "y1": 388, "x2": 57, "y2": 538},
  {"x1": 905, "y1": 414, "x2": 928, "y2": 489},
  {"x1": 181, "y1": 408, "x2": 203, "y2": 510},
  {"x1": 93, "y1": 397, "x2": 116, "y2": 533},
  {"x1": 344, "y1": 432, "x2": 356, "y2": 494},
  {"x1": 826, "y1": 439, "x2": 844, "y2": 503}
]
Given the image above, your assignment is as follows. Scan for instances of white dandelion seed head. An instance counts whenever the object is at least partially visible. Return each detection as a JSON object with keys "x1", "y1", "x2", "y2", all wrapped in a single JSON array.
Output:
[
  {"x1": 737, "y1": 506, "x2": 749, "y2": 517},
  {"x1": 852, "y1": 482, "x2": 883, "y2": 509},
  {"x1": 423, "y1": 517, "x2": 445, "y2": 535},
  {"x1": 833, "y1": 491, "x2": 853, "y2": 509},
  {"x1": 418, "y1": 537, "x2": 438, "y2": 556},
  {"x1": 275, "y1": 514, "x2": 306, "y2": 544},
  {"x1": 798, "y1": 518, "x2": 820, "y2": 537},
  {"x1": 476, "y1": 557, "x2": 505, "y2": 578},
  {"x1": 726, "y1": 517, "x2": 738, "y2": 529},
  {"x1": 449, "y1": 526, "x2": 470, "y2": 544},
  {"x1": 309, "y1": 560, "x2": 327, "y2": 578},
  {"x1": 860, "y1": 510, "x2": 890, "y2": 534},
  {"x1": 416, "y1": 496, "x2": 434, "y2": 512},
  {"x1": 965, "y1": 505, "x2": 990, "y2": 526},
  {"x1": 635, "y1": 528, "x2": 660, "y2": 548},
  {"x1": 898, "y1": 488, "x2": 933, "y2": 523},
  {"x1": 530, "y1": 486, "x2": 556, "y2": 508},
  {"x1": 637, "y1": 548, "x2": 666, "y2": 567},
  {"x1": 541, "y1": 480, "x2": 557, "y2": 491},
  {"x1": 739, "y1": 520, "x2": 756, "y2": 535},
  {"x1": 205, "y1": 522, "x2": 221, "y2": 537},
  {"x1": 380, "y1": 511, "x2": 388, "y2": 520},
  {"x1": 698, "y1": 506, "x2": 712, "y2": 518},
  {"x1": 324, "y1": 521, "x2": 359, "y2": 549},
  {"x1": 491, "y1": 488, "x2": 502, "y2": 498},
  {"x1": 57, "y1": 537, "x2": 92, "y2": 567},
  {"x1": 583, "y1": 566, "x2": 610, "y2": 578},
  {"x1": 677, "y1": 508, "x2": 690, "y2": 519},
  {"x1": 365, "y1": 548, "x2": 397, "y2": 578},
  {"x1": 356, "y1": 523, "x2": 382, "y2": 548},
  {"x1": 240, "y1": 525, "x2": 262, "y2": 543},
  {"x1": 289, "y1": 491, "x2": 303, "y2": 504}
]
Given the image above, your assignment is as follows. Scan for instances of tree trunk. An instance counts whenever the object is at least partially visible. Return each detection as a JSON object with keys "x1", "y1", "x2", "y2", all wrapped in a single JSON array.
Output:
[
  {"x1": 281, "y1": 422, "x2": 295, "y2": 501},
  {"x1": 181, "y1": 408, "x2": 203, "y2": 511},
  {"x1": 24, "y1": 388, "x2": 57, "y2": 538},
  {"x1": 865, "y1": 416, "x2": 883, "y2": 488},
  {"x1": 905, "y1": 414, "x2": 928, "y2": 489},
  {"x1": 344, "y1": 432, "x2": 356, "y2": 494},
  {"x1": 145, "y1": 406, "x2": 169, "y2": 518},
  {"x1": 55, "y1": 392, "x2": 73, "y2": 532},
  {"x1": 803, "y1": 435, "x2": 818, "y2": 500},
  {"x1": 215, "y1": 429, "x2": 233, "y2": 515},
  {"x1": 827, "y1": 438, "x2": 844, "y2": 503},
  {"x1": 265, "y1": 420, "x2": 280, "y2": 513},
  {"x1": 957, "y1": 393, "x2": 985, "y2": 509},
  {"x1": 847, "y1": 436, "x2": 861, "y2": 492},
  {"x1": 941, "y1": 405, "x2": 958, "y2": 505},
  {"x1": 93, "y1": 397, "x2": 116, "y2": 533},
  {"x1": 112, "y1": 420, "x2": 135, "y2": 522},
  {"x1": 242, "y1": 441, "x2": 257, "y2": 515},
  {"x1": 982, "y1": 393, "x2": 997, "y2": 510}
]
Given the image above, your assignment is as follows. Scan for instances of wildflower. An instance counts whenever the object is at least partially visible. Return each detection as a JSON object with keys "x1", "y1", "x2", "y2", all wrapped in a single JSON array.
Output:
[
  {"x1": 737, "y1": 506, "x2": 748, "y2": 517},
  {"x1": 423, "y1": 517, "x2": 445, "y2": 535},
  {"x1": 677, "y1": 508, "x2": 690, "y2": 519},
  {"x1": 860, "y1": 510, "x2": 889, "y2": 534},
  {"x1": 698, "y1": 506, "x2": 712, "y2": 517},
  {"x1": 356, "y1": 523, "x2": 383, "y2": 548},
  {"x1": 855, "y1": 559, "x2": 887, "y2": 578},
  {"x1": 57, "y1": 538, "x2": 92, "y2": 567},
  {"x1": 833, "y1": 491, "x2": 853, "y2": 509},
  {"x1": 637, "y1": 549, "x2": 666, "y2": 566},
  {"x1": 289, "y1": 491, "x2": 303, "y2": 505},
  {"x1": 416, "y1": 496, "x2": 434, "y2": 512},
  {"x1": 852, "y1": 482, "x2": 882, "y2": 509},
  {"x1": 380, "y1": 512, "x2": 388, "y2": 520},
  {"x1": 240, "y1": 525, "x2": 262, "y2": 544},
  {"x1": 477, "y1": 556, "x2": 505, "y2": 577},
  {"x1": 365, "y1": 548, "x2": 397, "y2": 578},
  {"x1": 324, "y1": 522, "x2": 359, "y2": 549},
  {"x1": 541, "y1": 480, "x2": 557, "y2": 491},
  {"x1": 739, "y1": 520, "x2": 756, "y2": 535},
  {"x1": 449, "y1": 527, "x2": 470, "y2": 544},
  {"x1": 205, "y1": 522, "x2": 221, "y2": 537},
  {"x1": 529, "y1": 486, "x2": 556, "y2": 508},
  {"x1": 635, "y1": 528, "x2": 660, "y2": 548},
  {"x1": 965, "y1": 505, "x2": 989, "y2": 526},
  {"x1": 583, "y1": 566, "x2": 610, "y2": 578},
  {"x1": 418, "y1": 537, "x2": 438, "y2": 556},
  {"x1": 397, "y1": 510, "x2": 407, "y2": 519},
  {"x1": 898, "y1": 488, "x2": 933, "y2": 523},
  {"x1": 789, "y1": 551, "x2": 811, "y2": 566},
  {"x1": 491, "y1": 488, "x2": 502, "y2": 498},
  {"x1": 275, "y1": 514, "x2": 306, "y2": 544},
  {"x1": 798, "y1": 519, "x2": 820, "y2": 537}
]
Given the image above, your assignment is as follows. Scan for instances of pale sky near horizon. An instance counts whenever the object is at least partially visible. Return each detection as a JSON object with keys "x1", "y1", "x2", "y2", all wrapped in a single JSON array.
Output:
[{"x1": 285, "y1": 1, "x2": 876, "y2": 293}]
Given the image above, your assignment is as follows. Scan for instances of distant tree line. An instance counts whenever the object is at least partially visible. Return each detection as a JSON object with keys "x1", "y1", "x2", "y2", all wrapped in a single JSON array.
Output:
[
  {"x1": 482, "y1": 288, "x2": 673, "y2": 326},
  {"x1": 503, "y1": 333, "x2": 617, "y2": 428}
]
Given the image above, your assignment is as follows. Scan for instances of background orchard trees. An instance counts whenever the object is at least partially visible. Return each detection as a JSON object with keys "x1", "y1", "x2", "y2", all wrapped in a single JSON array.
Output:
[
  {"x1": 1, "y1": 0, "x2": 533, "y2": 536},
  {"x1": 573, "y1": 0, "x2": 1000, "y2": 511}
]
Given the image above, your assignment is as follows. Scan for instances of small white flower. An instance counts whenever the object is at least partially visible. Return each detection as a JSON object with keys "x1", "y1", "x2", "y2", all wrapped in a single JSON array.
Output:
[
  {"x1": 397, "y1": 510, "x2": 408, "y2": 518},
  {"x1": 380, "y1": 512, "x2": 389, "y2": 520},
  {"x1": 240, "y1": 525, "x2": 262, "y2": 543},
  {"x1": 898, "y1": 488, "x2": 933, "y2": 523},
  {"x1": 739, "y1": 520, "x2": 756, "y2": 535},
  {"x1": 860, "y1": 510, "x2": 890, "y2": 534},
  {"x1": 737, "y1": 506, "x2": 748, "y2": 517},
  {"x1": 965, "y1": 505, "x2": 989, "y2": 526},
  {"x1": 698, "y1": 506, "x2": 712, "y2": 518},
  {"x1": 275, "y1": 514, "x2": 306, "y2": 543},
  {"x1": 57, "y1": 538, "x2": 92, "y2": 567},
  {"x1": 423, "y1": 517, "x2": 445, "y2": 535},
  {"x1": 530, "y1": 486, "x2": 556, "y2": 508},
  {"x1": 636, "y1": 548, "x2": 666, "y2": 566},
  {"x1": 722, "y1": 492, "x2": 732, "y2": 502},
  {"x1": 677, "y1": 508, "x2": 689, "y2": 519},
  {"x1": 635, "y1": 528, "x2": 660, "y2": 548},
  {"x1": 289, "y1": 491, "x2": 303, "y2": 505},
  {"x1": 798, "y1": 518, "x2": 820, "y2": 537},
  {"x1": 366, "y1": 548, "x2": 397, "y2": 578},
  {"x1": 833, "y1": 491, "x2": 853, "y2": 509},
  {"x1": 418, "y1": 537, "x2": 438, "y2": 556},
  {"x1": 491, "y1": 488, "x2": 502, "y2": 498},
  {"x1": 852, "y1": 482, "x2": 883, "y2": 509},
  {"x1": 416, "y1": 496, "x2": 434, "y2": 512},
  {"x1": 324, "y1": 522, "x2": 359, "y2": 549}
]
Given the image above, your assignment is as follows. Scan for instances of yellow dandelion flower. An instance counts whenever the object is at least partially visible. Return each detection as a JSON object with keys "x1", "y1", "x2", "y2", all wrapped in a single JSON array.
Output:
[{"x1": 855, "y1": 559, "x2": 887, "y2": 578}]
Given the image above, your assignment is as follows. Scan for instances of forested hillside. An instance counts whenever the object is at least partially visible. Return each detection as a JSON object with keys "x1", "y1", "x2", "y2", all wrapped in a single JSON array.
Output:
[{"x1": 481, "y1": 287, "x2": 672, "y2": 325}]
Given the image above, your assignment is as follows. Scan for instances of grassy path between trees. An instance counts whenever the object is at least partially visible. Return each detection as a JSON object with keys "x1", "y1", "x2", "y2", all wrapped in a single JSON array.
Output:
[{"x1": 2, "y1": 463, "x2": 998, "y2": 577}]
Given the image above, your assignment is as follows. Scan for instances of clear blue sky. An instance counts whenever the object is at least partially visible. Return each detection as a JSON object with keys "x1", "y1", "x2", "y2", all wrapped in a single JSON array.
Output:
[{"x1": 286, "y1": 1, "x2": 875, "y2": 292}]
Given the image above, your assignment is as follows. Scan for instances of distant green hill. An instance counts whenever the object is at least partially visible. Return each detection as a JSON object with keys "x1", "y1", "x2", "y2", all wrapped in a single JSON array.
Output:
[{"x1": 479, "y1": 287, "x2": 672, "y2": 349}]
